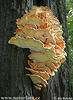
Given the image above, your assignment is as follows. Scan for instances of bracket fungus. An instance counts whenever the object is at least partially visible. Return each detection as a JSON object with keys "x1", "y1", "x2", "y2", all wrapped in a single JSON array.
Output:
[{"x1": 8, "y1": 6, "x2": 67, "y2": 90}]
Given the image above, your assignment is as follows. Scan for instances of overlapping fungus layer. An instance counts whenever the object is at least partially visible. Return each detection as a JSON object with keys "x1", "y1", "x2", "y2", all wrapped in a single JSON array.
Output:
[{"x1": 8, "y1": 6, "x2": 67, "y2": 90}]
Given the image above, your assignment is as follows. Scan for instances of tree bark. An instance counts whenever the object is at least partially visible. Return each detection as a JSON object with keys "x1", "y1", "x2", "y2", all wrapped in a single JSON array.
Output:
[
  {"x1": 0, "y1": 0, "x2": 33, "y2": 98},
  {"x1": 0, "y1": 0, "x2": 72, "y2": 100}
]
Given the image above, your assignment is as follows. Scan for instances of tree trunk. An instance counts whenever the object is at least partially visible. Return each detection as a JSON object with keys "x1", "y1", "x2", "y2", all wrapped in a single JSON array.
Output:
[
  {"x1": 0, "y1": 0, "x2": 72, "y2": 100},
  {"x1": 0, "y1": 0, "x2": 33, "y2": 98}
]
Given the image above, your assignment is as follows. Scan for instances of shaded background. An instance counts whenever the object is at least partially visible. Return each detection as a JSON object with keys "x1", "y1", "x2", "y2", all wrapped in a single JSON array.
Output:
[{"x1": 0, "y1": 0, "x2": 72, "y2": 100}]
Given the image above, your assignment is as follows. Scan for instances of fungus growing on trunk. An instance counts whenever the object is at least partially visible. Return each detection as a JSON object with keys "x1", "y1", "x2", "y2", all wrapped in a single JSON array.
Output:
[{"x1": 8, "y1": 6, "x2": 67, "y2": 90}]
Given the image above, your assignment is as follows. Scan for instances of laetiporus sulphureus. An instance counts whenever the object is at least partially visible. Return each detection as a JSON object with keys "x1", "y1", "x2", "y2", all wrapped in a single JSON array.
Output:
[{"x1": 8, "y1": 6, "x2": 67, "y2": 90}]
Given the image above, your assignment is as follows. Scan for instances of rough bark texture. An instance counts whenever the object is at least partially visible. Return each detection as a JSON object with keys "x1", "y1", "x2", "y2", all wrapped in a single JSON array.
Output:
[
  {"x1": 0, "y1": 0, "x2": 33, "y2": 98},
  {"x1": 0, "y1": 0, "x2": 72, "y2": 100}
]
